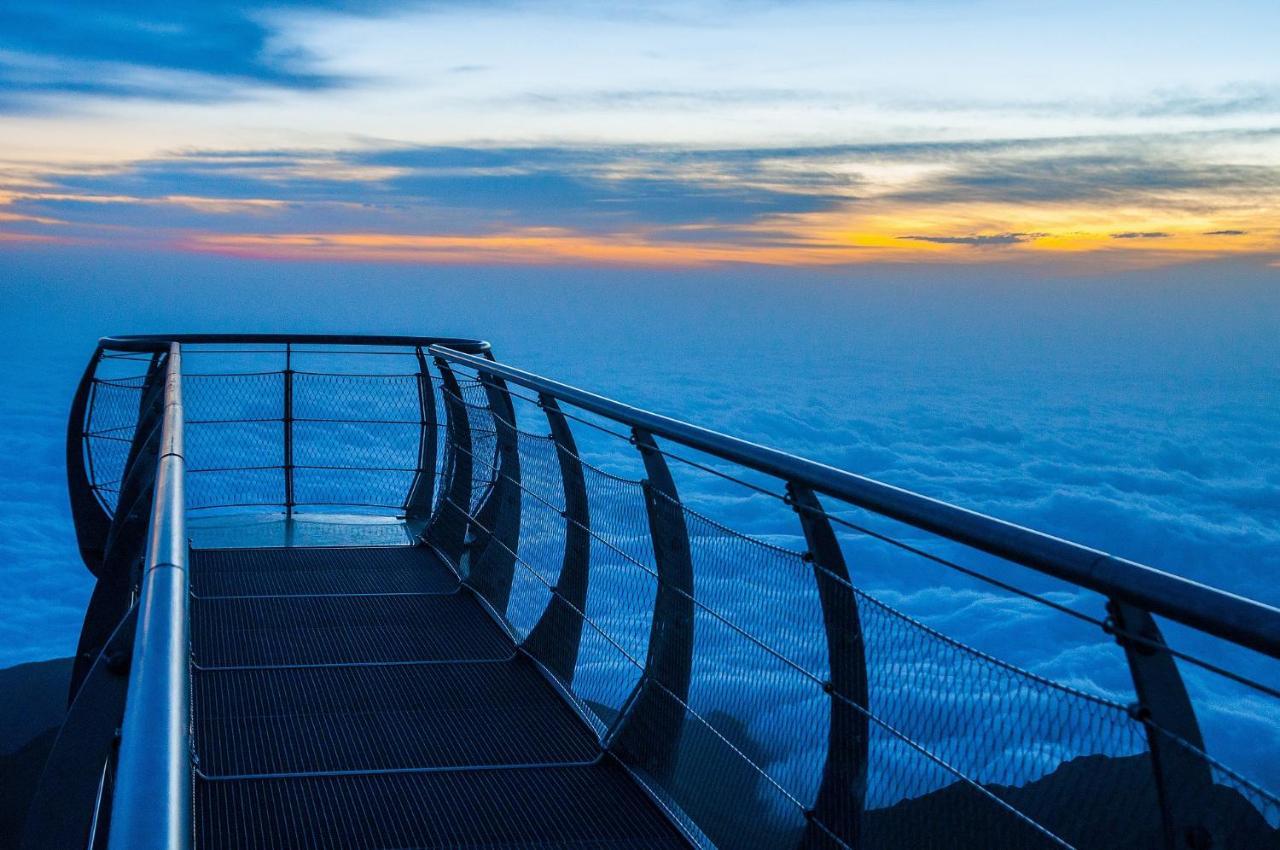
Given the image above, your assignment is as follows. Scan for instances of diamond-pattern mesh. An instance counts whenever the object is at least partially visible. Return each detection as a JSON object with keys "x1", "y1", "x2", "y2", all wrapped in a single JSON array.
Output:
[
  {"x1": 83, "y1": 374, "x2": 150, "y2": 511},
  {"x1": 430, "y1": 363, "x2": 1280, "y2": 850}
]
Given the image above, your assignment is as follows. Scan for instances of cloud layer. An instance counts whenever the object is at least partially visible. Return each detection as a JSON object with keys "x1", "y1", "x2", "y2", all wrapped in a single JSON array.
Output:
[{"x1": 2, "y1": 132, "x2": 1277, "y2": 269}]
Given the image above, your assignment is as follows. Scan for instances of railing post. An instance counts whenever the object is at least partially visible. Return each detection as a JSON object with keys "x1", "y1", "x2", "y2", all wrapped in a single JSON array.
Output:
[
  {"x1": 404, "y1": 346, "x2": 438, "y2": 524},
  {"x1": 1107, "y1": 600, "x2": 1214, "y2": 850},
  {"x1": 282, "y1": 343, "x2": 295, "y2": 518},
  {"x1": 788, "y1": 484, "x2": 869, "y2": 850},
  {"x1": 465, "y1": 371, "x2": 521, "y2": 614},
  {"x1": 424, "y1": 357, "x2": 472, "y2": 565},
  {"x1": 522, "y1": 394, "x2": 591, "y2": 682},
  {"x1": 608, "y1": 428, "x2": 694, "y2": 781}
]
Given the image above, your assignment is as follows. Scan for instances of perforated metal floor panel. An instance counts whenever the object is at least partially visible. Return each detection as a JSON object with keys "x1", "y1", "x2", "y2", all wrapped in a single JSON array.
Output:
[
  {"x1": 195, "y1": 761, "x2": 691, "y2": 850},
  {"x1": 192, "y1": 546, "x2": 461, "y2": 596},
  {"x1": 189, "y1": 545, "x2": 691, "y2": 850},
  {"x1": 194, "y1": 658, "x2": 600, "y2": 775}
]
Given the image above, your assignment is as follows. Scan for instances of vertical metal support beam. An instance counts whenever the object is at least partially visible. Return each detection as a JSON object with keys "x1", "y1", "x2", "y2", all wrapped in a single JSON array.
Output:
[
  {"x1": 282, "y1": 343, "x2": 295, "y2": 518},
  {"x1": 466, "y1": 371, "x2": 521, "y2": 614},
  {"x1": 788, "y1": 484, "x2": 869, "y2": 850},
  {"x1": 609, "y1": 428, "x2": 694, "y2": 781},
  {"x1": 1107, "y1": 600, "x2": 1214, "y2": 850},
  {"x1": 522, "y1": 394, "x2": 591, "y2": 682},
  {"x1": 404, "y1": 346, "x2": 438, "y2": 523},
  {"x1": 424, "y1": 357, "x2": 472, "y2": 565}
]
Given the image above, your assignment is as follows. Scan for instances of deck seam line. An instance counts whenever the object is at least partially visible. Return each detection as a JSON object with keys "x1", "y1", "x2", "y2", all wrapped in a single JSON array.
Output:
[
  {"x1": 192, "y1": 653, "x2": 518, "y2": 672},
  {"x1": 190, "y1": 588, "x2": 461, "y2": 601},
  {"x1": 197, "y1": 756, "x2": 604, "y2": 782}
]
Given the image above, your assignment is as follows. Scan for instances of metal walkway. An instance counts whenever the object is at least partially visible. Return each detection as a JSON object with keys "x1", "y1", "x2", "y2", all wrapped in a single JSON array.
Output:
[
  {"x1": 190, "y1": 544, "x2": 691, "y2": 849},
  {"x1": 23, "y1": 334, "x2": 1280, "y2": 850}
]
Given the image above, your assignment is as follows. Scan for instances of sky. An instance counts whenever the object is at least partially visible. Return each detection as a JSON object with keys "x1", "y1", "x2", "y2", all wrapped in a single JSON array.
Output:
[
  {"x1": 0, "y1": 0, "x2": 1278, "y2": 269},
  {"x1": 0, "y1": 0, "x2": 1277, "y2": 814}
]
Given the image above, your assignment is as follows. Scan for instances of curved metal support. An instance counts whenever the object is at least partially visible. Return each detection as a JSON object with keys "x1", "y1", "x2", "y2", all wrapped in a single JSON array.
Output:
[
  {"x1": 1108, "y1": 600, "x2": 1213, "y2": 850},
  {"x1": 70, "y1": 362, "x2": 168, "y2": 701},
  {"x1": 608, "y1": 428, "x2": 695, "y2": 781},
  {"x1": 424, "y1": 357, "x2": 472, "y2": 566},
  {"x1": 789, "y1": 484, "x2": 869, "y2": 850},
  {"x1": 465, "y1": 372, "x2": 521, "y2": 614},
  {"x1": 404, "y1": 346, "x2": 439, "y2": 524},
  {"x1": 521, "y1": 394, "x2": 591, "y2": 682},
  {"x1": 67, "y1": 346, "x2": 111, "y2": 574},
  {"x1": 22, "y1": 606, "x2": 137, "y2": 850}
]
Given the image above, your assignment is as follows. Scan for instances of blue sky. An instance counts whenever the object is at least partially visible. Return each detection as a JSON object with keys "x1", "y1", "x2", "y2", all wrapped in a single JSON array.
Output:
[
  {"x1": 1, "y1": 0, "x2": 1278, "y2": 267},
  {"x1": 0, "y1": 0, "x2": 1276, "y2": 808}
]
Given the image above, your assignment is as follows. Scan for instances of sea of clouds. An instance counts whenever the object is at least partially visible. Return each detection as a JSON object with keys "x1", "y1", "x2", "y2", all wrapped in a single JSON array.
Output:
[{"x1": 0, "y1": 247, "x2": 1275, "y2": 800}]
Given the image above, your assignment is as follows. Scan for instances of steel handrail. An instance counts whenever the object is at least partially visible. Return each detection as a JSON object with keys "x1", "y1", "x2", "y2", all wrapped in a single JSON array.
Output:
[
  {"x1": 107, "y1": 342, "x2": 191, "y2": 850},
  {"x1": 429, "y1": 345, "x2": 1280, "y2": 659},
  {"x1": 97, "y1": 333, "x2": 492, "y2": 354}
]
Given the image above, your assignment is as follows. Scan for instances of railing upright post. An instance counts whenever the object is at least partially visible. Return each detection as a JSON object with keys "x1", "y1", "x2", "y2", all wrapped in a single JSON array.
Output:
[
  {"x1": 522, "y1": 394, "x2": 591, "y2": 682},
  {"x1": 424, "y1": 357, "x2": 472, "y2": 566},
  {"x1": 465, "y1": 371, "x2": 521, "y2": 614},
  {"x1": 404, "y1": 346, "x2": 438, "y2": 524},
  {"x1": 1107, "y1": 600, "x2": 1214, "y2": 850},
  {"x1": 282, "y1": 343, "x2": 295, "y2": 518},
  {"x1": 608, "y1": 428, "x2": 694, "y2": 781},
  {"x1": 788, "y1": 483, "x2": 869, "y2": 850}
]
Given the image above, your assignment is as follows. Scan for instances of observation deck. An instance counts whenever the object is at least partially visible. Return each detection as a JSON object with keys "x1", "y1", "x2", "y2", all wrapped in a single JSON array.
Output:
[{"x1": 22, "y1": 334, "x2": 1280, "y2": 850}]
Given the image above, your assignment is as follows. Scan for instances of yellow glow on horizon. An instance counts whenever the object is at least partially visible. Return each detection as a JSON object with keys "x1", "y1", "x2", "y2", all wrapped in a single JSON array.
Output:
[{"x1": 179, "y1": 217, "x2": 1278, "y2": 269}]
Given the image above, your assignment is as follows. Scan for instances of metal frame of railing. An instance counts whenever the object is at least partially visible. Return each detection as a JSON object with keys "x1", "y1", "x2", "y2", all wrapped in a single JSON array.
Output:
[
  {"x1": 428, "y1": 344, "x2": 1280, "y2": 850},
  {"x1": 32, "y1": 334, "x2": 493, "y2": 850},
  {"x1": 429, "y1": 347, "x2": 1277, "y2": 659},
  {"x1": 34, "y1": 333, "x2": 1279, "y2": 850}
]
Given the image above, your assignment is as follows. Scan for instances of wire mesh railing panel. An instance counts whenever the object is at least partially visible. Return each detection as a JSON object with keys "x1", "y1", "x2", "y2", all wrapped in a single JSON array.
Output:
[
  {"x1": 166, "y1": 364, "x2": 447, "y2": 514},
  {"x1": 83, "y1": 374, "x2": 149, "y2": 511},
  {"x1": 850, "y1": 583, "x2": 1149, "y2": 795},
  {"x1": 556, "y1": 463, "x2": 658, "y2": 731},
  {"x1": 639, "y1": 501, "x2": 829, "y2": 849},
  {"x1": 185, "y1": 421, "x2": 285, "y2": 510},
  {"x1": 188, "y1": 467, "x2": 286, "y2": 513},
  {"x1": 425, "y1": 356, "x2": 1280, "y2": 850},
  {"x1": 185, "y1": 372, "x2": 285, "y2": 423},
  {"x1": 503, "y1": 430, "x2": 568, "y2": 638},
  {"x1": 291, "y1": 372, "x2": 421, "y2": 422},
  {"x1": 458, "y1": 381, "x2": 499, "y2": 517},
  {"x1": 292, "y1": 420, "x2": 419, "y2": 508}
]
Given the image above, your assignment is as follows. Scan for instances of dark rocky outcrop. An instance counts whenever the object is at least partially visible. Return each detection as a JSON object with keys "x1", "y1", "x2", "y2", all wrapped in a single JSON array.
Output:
[{"x1": 0, "y1": 658, "x2": 72, "y2": 850}]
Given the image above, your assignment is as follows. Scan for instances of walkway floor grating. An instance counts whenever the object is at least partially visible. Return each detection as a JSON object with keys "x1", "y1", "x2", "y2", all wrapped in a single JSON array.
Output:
[{"x1": 189, "y1": 544, "x2": 692, "y2": 850}]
